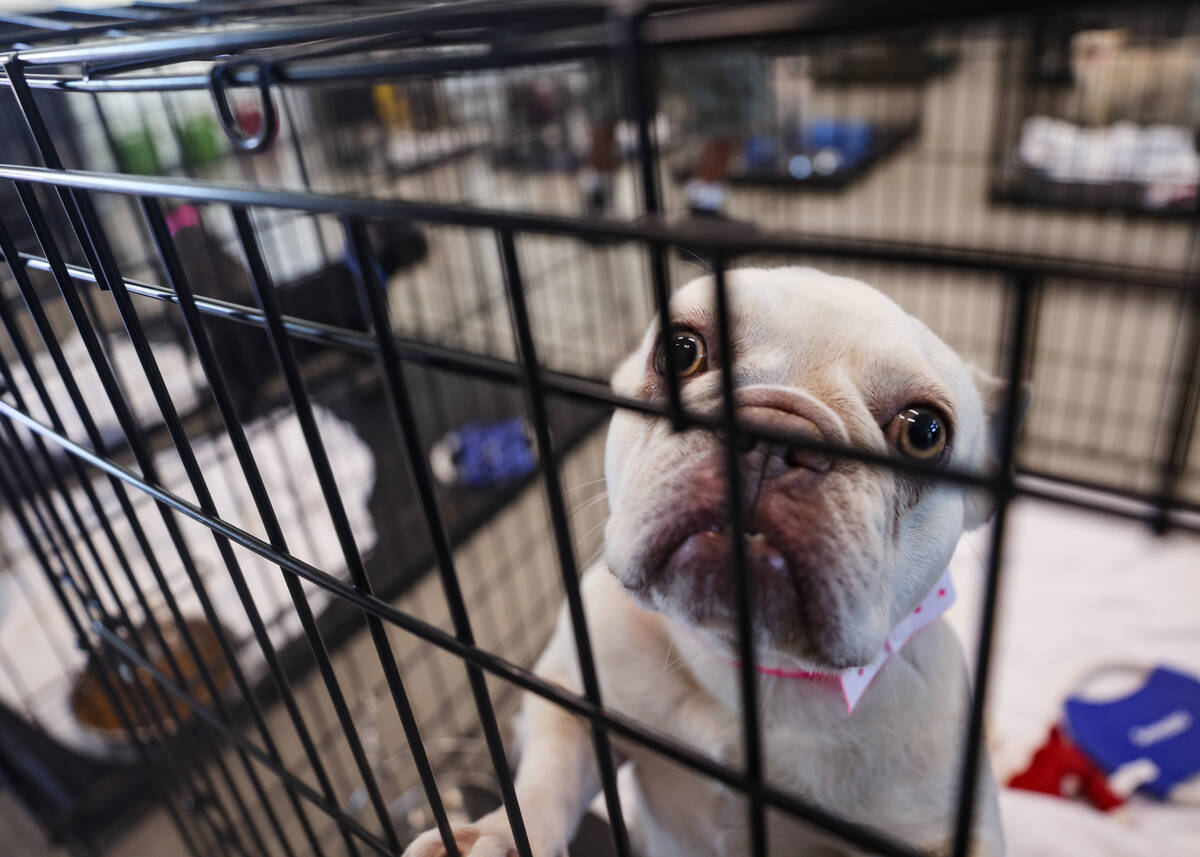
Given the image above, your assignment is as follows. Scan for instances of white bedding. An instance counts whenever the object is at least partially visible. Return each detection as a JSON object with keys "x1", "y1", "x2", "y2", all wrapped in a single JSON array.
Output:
[
  {"x1": 0, "y1": 401, "x2": 376, "y2": 759},
  {"x1": 946, "y1": 494, "x2": 1200, "y2": 856},
  {"x1": 3, "y1": 333, "x2": 202, "y2": 447}
]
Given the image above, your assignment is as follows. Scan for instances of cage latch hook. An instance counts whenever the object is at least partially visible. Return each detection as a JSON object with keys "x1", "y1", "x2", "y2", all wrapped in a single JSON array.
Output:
[{"x1": 208, "y1": 57, "x2": 279, "y2": 154}]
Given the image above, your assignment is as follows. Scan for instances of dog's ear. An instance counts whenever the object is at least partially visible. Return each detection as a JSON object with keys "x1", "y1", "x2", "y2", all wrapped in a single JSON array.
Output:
[
  {"x1": 964, "y1": 365, "x2": 1032, "y2": 529},
  {"x1": 364, "y1": 219, "x2": 428, "y2": 277}
]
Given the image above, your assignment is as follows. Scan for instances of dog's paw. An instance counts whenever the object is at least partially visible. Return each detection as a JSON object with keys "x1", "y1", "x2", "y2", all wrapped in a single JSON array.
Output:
[{"x1": 402, "y1": 819, "x2": 517, "y2": 857}]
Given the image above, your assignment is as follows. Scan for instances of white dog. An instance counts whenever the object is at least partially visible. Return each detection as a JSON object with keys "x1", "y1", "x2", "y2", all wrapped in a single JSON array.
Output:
[
  {"x1": 407, "y1": 267, "x2": 1020, "y2": 857},
  {"x1": 1069, "y1": 28, "x2": 1200, "y2": 127}
]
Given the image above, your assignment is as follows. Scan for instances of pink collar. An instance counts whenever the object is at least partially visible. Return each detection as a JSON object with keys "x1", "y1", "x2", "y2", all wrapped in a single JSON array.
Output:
[{"x1": 698, "y1": 568, "x2": 956, "y2": 713}]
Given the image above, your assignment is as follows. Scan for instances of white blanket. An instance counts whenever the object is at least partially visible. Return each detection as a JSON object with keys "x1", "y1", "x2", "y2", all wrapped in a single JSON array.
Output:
[
  {"x1": 1019, "y1": 116, "x2": 1200, "y2": 186},
  {"x1": 3, "y1": 334, "x2": 201, "y2": 447},
  {"x1": 947, "y1": 494, "x2": 1200, "y2": 855},
  {"x1": 0, "y1": 402, "x2": 375, "y2": 759}
]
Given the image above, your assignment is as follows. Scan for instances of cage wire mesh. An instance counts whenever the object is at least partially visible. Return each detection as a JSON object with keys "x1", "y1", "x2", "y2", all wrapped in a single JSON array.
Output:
[{"x1": 0, "y1": 2, "x2": 1197, "y2": 857}]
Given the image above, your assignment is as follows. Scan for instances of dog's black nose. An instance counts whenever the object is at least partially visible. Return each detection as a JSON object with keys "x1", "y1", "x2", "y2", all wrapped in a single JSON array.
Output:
[
  {"x1": 784, "y1": 441, "x2": 831, "y2": 472},
  {"x1": 735, "y1": 407, "x2": 832, "y2": 476},
  {"x1": 780, "y1": 417, "x2": 831, "y2": 473}
]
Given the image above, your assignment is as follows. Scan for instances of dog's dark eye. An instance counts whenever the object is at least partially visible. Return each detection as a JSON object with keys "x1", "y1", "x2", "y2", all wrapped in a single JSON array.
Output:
[
  {"x1": 654, "y1": 331, "x2": 707, "y2": 378},
  {"x1": 890, "y1": 406, "x2": 949, "y2": 461}
]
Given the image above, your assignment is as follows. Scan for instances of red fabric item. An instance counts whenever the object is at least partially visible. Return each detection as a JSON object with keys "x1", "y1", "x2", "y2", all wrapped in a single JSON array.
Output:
[
  {"x1": 1008, "y1": 725, "x2": 1126, "y2": 812},
  {"x1": 236, "y1": 106, "x2": 263, "y2": 137}
]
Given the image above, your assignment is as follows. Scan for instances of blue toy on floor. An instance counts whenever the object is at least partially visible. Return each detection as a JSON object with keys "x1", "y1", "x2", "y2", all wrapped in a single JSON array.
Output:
[
  {"x1": 429, "y1": 417, "x2": 537, "y2": 489},
  {"x1": 1066, "y1": 666, "x2": 1200, "y2": 800},
  {"x1": 1008, "y1": 665, "x2": 1200, "y2": 810}
]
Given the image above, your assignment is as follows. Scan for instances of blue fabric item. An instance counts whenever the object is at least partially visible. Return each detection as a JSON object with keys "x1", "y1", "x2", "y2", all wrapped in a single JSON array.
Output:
[
  {"x1": 743, "y1": 134, "x2": 778, "y2": 171},
  {"x1": 788, "y1": 119, "x2": 875, "y2": 169},
  {"x1": 1065, "y1": 666, "x2": 1200, "y2": 800},
  {"x1": 445, "y1": 417, "x2": 536, "y2": 487}
]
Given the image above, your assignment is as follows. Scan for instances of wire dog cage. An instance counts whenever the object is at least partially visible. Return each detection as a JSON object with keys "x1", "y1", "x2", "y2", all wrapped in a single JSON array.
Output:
[
  {"x1": 0, "y1": 2, "x2": 1197, "y2": 857},
  {"x1": 990, "y1": 4, "x2": 1200, "y2": 217}
]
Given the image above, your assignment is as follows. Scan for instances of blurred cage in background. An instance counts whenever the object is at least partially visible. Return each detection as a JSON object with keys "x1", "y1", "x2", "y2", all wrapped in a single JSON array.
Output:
[
  {"x1": 0, "y1": 3, "x2": 1195, "y2": 857},
  {"x1": 989, "y1": 5, "x2": 1200, "y2": 217}
]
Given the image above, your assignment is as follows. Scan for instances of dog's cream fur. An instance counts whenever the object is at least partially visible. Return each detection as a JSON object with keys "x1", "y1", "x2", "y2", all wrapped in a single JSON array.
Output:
[{"x1": 406, "y1": 268, "x2": 1015, "y2": 857}]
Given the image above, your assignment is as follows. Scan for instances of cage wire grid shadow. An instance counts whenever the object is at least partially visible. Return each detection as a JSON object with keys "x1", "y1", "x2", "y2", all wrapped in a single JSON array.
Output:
[{"x1": 0, "y1": 2, "x2": 1197, "y2": 857}]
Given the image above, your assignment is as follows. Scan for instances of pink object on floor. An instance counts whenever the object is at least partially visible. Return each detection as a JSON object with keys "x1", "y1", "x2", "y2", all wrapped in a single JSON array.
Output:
[{"x1": 165, "y1": 204, "x2": 200, "y2": 236}]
